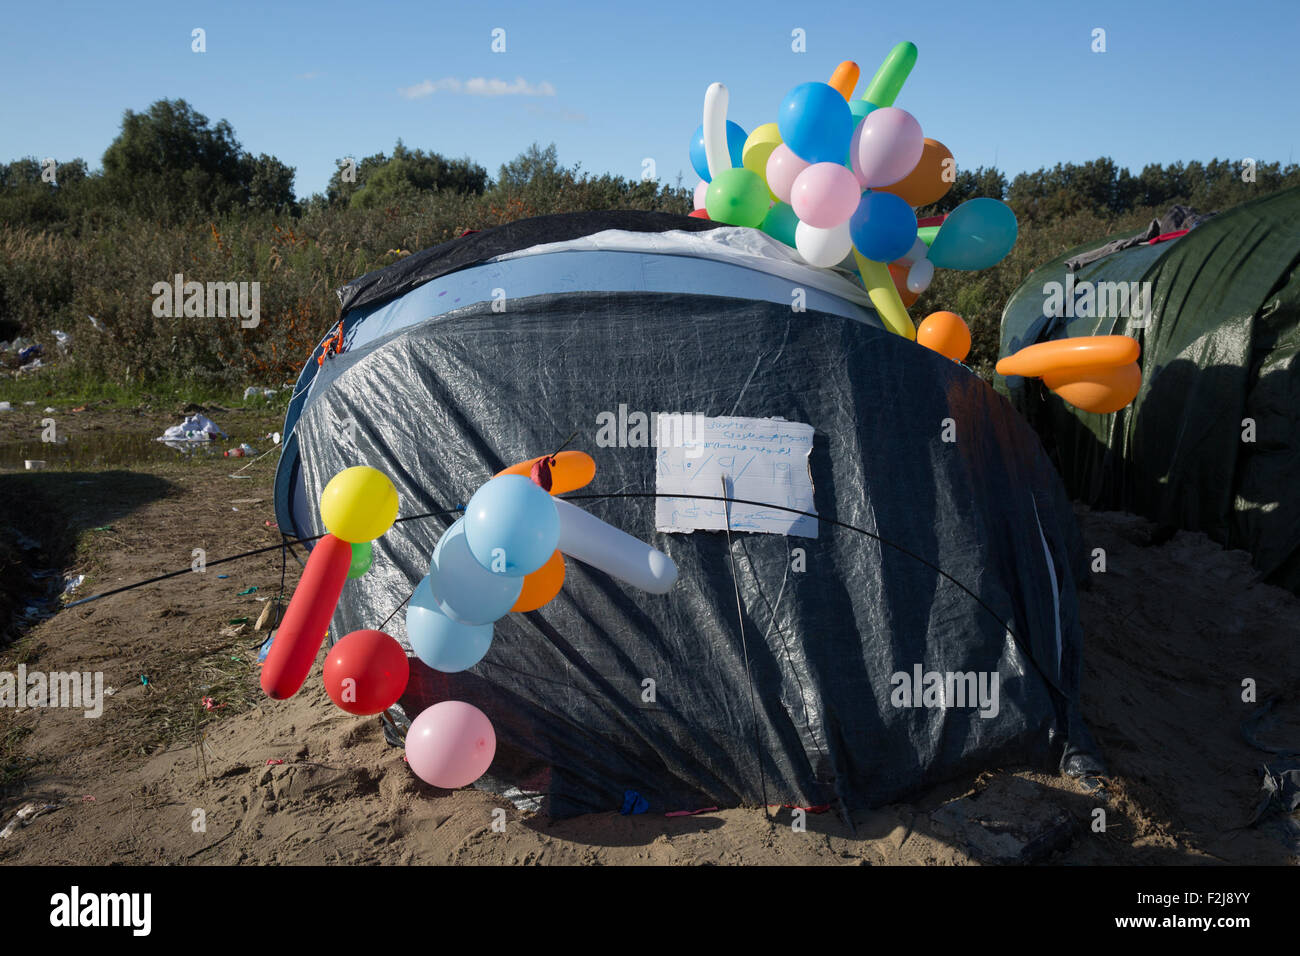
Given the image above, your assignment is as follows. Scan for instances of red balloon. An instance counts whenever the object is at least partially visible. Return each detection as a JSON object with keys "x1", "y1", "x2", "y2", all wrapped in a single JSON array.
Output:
[
  {"x1": 261, "y1": 533, "x2": 352, "y2": 700},
  {"x1": 688, "y1": 208, "x2": 711, "y2": 219},
  {"x1": 323, "y1": 629, "x2": 410, "y2": 715}
]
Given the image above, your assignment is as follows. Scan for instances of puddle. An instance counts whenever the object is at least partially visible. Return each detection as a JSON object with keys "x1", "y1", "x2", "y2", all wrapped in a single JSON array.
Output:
[{"x1": 0, "y1": 432, "x2": 230, "y2": 469}]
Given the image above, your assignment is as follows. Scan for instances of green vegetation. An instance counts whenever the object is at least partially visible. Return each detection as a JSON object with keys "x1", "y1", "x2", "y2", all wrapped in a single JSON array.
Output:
[{"x1": 3, "y1": 98, "x2": 1298, "y2": 390}]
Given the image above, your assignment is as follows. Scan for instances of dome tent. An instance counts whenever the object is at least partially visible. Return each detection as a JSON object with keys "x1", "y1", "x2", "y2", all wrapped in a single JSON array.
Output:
[
  {"x1": 997, "y1": 187, "x2": 1300, "y2": 595},
  {"x1": 273, "y1": 210, "x2": 1100, "y2": 818}
]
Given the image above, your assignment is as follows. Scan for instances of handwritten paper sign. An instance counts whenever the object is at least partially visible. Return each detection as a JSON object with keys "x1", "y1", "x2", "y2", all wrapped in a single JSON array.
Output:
[{"x1": 655, "y1": 414, "x2": 817, "y2": 537}]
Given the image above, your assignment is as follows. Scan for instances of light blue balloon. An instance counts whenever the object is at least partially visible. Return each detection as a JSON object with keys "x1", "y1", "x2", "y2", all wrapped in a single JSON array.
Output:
[
  {"x1": 928, "y1": 198, "x2": 1019, "y2": 271},
  {"x1": 406, "y1": 575, "x2": 494, "y2": 673},
  {"x1": 778, "y1": 82, "x2": 853, "y2": 165},
  {"x1": 429, "y1": 518, "x2": 521, "y2": 625},
  {"x1": 463, "y1": 474, "x2": 560, "y2": 578},
  {"x1": 849, "y1": 191, "x2": 917, "y2": 263},
  {"x1": 760, "y1": 201, "x2": 799, "y2": 248},
  {"x1": 690, "y1": 121, "x2": 747, "y2": 183}
]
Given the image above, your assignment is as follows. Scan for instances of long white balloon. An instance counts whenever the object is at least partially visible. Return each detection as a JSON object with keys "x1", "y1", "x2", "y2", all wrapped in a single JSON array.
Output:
[
  {"x1": 554, "y1": 498, "x2": 678, "y2": 594},
  {"x1": 898, "y1": 236, "x2": 929, "y2": 266},
  {"x1": 702, "y1": 82, "x2": 731, "y2": 181}
]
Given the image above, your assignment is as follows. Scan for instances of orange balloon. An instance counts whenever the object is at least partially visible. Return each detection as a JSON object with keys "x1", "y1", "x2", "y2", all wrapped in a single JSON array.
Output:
[
  {"x1": 496, "y1": 451, "x2": 596, "y2": 494},
  {"x1": 995, "y1": 335, "x2": 1140, "y2": 379},
  {"x1": 511, "y1": 550, "x2": 565, "y2": 612},
  {"x1": 879, "y1": 139, "x2": 954, "y2": 208},
  {"x1": 887, "y1": 261, "x2": 920, "y2": 308},
  {"x1": 828, "y1": 61, "x2": 861, "y2": 100},
  {"x1": 916, "y1": 311, "x2": 971, "y2": 362},
  {"x1": 1044, "y1": 361, "x2": 1141, "y2": 414}
]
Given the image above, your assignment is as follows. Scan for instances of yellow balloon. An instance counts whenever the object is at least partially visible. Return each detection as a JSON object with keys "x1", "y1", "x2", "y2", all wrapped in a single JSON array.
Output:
[
  {"x1": 853, "y1": 252, "x2": 916, "y2": 340},
  {"x1": 742, "y1": 123, "x2": 783, "y2": 201},
  {"x1": 319, "y1": 466, "x2": 399, "y2": 543}
]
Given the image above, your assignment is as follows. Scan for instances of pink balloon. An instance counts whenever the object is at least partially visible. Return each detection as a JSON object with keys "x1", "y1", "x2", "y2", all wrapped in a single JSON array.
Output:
[
  {"x1": 854, "y1": 107, "x2": 924, "y2": 189},
  {"x1": 693, "y1": 180, "x2": 709, "y2": 210},
  {"x1": 765, "y1": 144, "x2": 810, "y2": 205},
  {"x1": 405, "y1": 700, "x2": 496, "y2": 789},
  {"x1": 790, "y1": 163, "x2": 861, "y2": 228}
]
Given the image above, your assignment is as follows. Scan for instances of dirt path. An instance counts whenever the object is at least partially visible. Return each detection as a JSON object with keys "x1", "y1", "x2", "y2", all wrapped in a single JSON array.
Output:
[{"x1": 1, "y1": 408, "x2": 1296, "y2": 865}]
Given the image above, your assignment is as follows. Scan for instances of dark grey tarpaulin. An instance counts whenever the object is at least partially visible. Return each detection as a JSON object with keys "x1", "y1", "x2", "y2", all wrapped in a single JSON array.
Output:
[{"x1": 280, "y1": 240, "x2": 1100, "y2": 816}]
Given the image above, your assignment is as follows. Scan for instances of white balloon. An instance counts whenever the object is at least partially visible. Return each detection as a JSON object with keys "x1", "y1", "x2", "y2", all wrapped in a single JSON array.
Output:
[
  {"x1": 554, "y1": 498, "x2": 677, "y2": 594},
  {"x1": 693, "y1": 180, "x2": 709, "y2": 210},
  {"x1": 795, "y1": 220, "x2": 853, "y2": 268},
  {"x1": 906, "y1": 257, "x2": 934, "y2": 294},
  {"x1": 702, "y1": 82, "x2": 731, "y2": 181},
  {"x1": 899, "y1": 236, "x2": 929, "y2": 265}
]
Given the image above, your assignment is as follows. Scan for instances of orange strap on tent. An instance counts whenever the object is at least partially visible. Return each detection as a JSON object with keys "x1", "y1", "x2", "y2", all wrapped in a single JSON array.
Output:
[{"x1": 316, "y1": 320, "x2": 345, "y2": 367}]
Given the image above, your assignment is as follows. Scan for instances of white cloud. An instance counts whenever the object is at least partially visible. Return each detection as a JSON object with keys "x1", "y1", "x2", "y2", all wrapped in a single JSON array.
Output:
[{"x1": 398, "y1": 76, "x2": 556, "y2": 99}]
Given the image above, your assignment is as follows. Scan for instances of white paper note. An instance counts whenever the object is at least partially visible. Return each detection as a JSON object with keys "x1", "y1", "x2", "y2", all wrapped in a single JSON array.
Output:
[{"x1": 655, "y1": 414, "x2": 817, "y2": 537}]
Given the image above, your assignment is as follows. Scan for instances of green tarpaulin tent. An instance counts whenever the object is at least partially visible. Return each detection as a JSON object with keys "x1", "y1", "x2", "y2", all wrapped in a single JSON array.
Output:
[{"x1": 997, "y1": 186, "x2": 1300, "y2": 594}]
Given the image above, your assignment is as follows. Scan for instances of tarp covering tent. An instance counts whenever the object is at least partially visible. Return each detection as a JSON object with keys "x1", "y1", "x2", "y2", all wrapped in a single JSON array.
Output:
[
  {"x1": 998, "y1": 187, "x2": 1300, "y2": 594},
  {"x1": 274, "y1": 210, "x2": 1100, "y2": 818}
]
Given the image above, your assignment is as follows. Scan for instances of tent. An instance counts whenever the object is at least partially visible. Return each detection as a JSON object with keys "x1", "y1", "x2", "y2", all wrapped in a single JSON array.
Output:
[
  {"x1": 273, "y1": 210, "x2": 1100, "y2": 818},
  {"x1": 998, "y1": 187, "x2": 1300, "y2": 594}
]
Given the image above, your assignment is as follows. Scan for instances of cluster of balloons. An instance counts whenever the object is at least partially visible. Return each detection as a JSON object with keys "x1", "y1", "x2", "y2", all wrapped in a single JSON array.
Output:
[
  {"x1": 687, "y1": 41, "x2": 1018, "y2": 353},
  {"x1": 996, "y1": 335, "x2": 1142, "y2": 414},
  {"x1": 261, "y1": 452, "x2": 681, "y2": 793}
]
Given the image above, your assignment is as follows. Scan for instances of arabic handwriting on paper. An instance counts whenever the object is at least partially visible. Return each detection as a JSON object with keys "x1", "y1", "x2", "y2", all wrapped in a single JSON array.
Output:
[{"x1": 655, "y1": 415, "x2": 817, "y2": 538}]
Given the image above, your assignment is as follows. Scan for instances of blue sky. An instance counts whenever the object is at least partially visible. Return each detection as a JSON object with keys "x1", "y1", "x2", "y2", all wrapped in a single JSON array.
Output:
[{"x1": 2, "y1": 0, "x2": 1296, "y2": 198}]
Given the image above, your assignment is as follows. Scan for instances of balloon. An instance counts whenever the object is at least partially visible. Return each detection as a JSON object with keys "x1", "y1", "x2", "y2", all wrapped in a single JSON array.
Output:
[
  {"x1": 406, "y1": 575, "x2": 494, "y2": 672},
  {"x1": 916, "y1": 311, "x2": 971, "y2": 362},
  {"x1": 861, "y1": 41, "x2": 917, "y2": 108},
  {"x1": 854, "y1": 252, "x2": 916, "y2": 340},
  {"x1": 260, "y1": 533, "x2": 352, "y2": 700},
  {"x1": 928, "y1": 198, "x2": 1018, "y2": 270},
  {"x1": 405, "y1": 701, "x2": 496, "y2": 789},
  {"x1": 705, "y1": 167, "x2": 770, "y2": 228},
  {"x1": 778, "y1": 82, "x2": 854, "y2": 165},
  {"x1": 693, "y1": 180, "x2": 708, "y2": 210},
  {"x1": 879, "y1": 139, "x2": 954, "y2": 208},
  {"x1": 996, "y1": 335, "x2": 1140, "y2": 378},
  {"x1": 760, "y1": 201, "x2": 799, "y2": 248},
  {"x1": 1044, "y1": 362, "x2": 1142, "y2": 414},
  {"x1": 790, "y1": 163, "x2": 861, "y2": 228},
  {"x1": 795, "y1": 219, "x2": 853, "y2": 268},
  {"x1": 917, "y1": 224, "x2": 941, "y2": 246},
  {"x1": 319, "y1": 466, "x2": 399, "y2": 543},
  {"x1": 688, "y1": 208, "x2": 711, "y2": 219},
  {"x1": 690, "y1": 119, "x2": 746, "y2": 183},
  {"x1": 849, "y1": 191, "x2": 917, "y2": 263},
  {"x1": 346, "y1": 540, "x2": 372, "y2": 580},
  {"x1": 512, "y1": 550, "x2": 566, "y2": 612},
  {"x1": 828, "y1": 61, "x2": 861, "y2": 100},
  {"x1": 765, "y1": 144, "x2": 810, "y2": 204},
  {"x1": 906, "y1": 257, "x2": 934, "y2": 294},
  {"x1": 463, "y1": 474, "x2": 560, "y2": 577},
  {"x1": 887, "y1": 261, "x2": 921, "y2": 308},
  {"x1": 854, "y1": 107, "x2": 924, "y2": 188},
  {"x1": 430, "y1": 518, "x2": 522, "y2": 624},
  {"x1": 742, "y1": 123, "x2": 783, "y2": 199},
  {"x1": 323, "y1": 629, "x2": 409, "y2": 715},
  {"x1": 554, "y1": 497, "x2": 677, "y2": 594},
  {"x1": 495, "y1": 450, "x2": 596, "y2": 494},
  {"x1": 701, "y1": 83, "x2": 739, "y2": 181}
]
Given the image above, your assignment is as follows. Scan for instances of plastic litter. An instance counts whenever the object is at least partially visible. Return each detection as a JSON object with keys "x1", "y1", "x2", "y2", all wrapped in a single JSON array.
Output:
[
  {"x1": 0, "y1": 803, "x2": 63, "y2": 839},
  {"x1": 0, "y1": 402, "x2": 11, "y2": 411},
  {"x1": 243, "y1": 386, "x2": 277, "y2": 400},
  {"x1": 158, "y1": 414, "x2": 226, "y2": 445}
]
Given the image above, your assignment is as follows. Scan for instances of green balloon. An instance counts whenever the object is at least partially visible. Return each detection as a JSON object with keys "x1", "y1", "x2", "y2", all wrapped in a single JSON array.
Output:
[
  {"x1": 862, "y1": 41, "x2": 917, "y2": 109},
  {"x1": 346, "y1": 540, "x2": 373, "y2": 580},
  {"x1": 705, "y1": 167, "x2": 771, "y2": 228},
  {"x1": 760, "y1": 201, "x2": 799, "y2": 248}
]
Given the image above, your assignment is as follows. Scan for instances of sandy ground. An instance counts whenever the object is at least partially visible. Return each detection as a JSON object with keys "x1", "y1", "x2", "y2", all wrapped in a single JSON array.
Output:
[{"x1": 0, "y1": 405, "x2": 1297, "y2": 865}]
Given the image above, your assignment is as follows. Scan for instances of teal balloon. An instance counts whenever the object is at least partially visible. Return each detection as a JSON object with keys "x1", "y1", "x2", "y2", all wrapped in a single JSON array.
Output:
[
  {"x1": 345, "y1": 541, "x2": 372, "y2": 580},
  {"x1": 760, "y1": 202, "x2": 799, "y2": 247},
  {"x1": 927, "y1": 198, "x2": 1019, "y2": 271},
  {"x1": 845, "y1": 100, "x2": 878, "y2": 167},
  {"x1": 406, "y1": 575, "x2": 494, "y2": 673}
]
